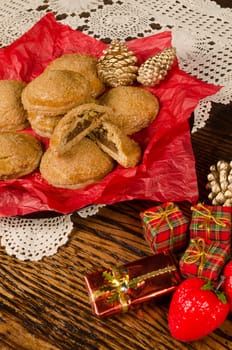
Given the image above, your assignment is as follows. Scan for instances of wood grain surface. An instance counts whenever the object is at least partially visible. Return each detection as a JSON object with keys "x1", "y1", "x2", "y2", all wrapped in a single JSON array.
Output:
[
  {"x1": 1, "y1": 1, "x2": 232, "y2": 349},
  {"x1": 0, "y1": 194, "x2": 232, "y2": 349}
]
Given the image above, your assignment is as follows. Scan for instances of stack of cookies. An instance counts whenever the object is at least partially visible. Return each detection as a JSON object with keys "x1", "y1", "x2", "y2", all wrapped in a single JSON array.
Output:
[{"x1": 0, "y1": 53, "x2": 160, "y2": 189}]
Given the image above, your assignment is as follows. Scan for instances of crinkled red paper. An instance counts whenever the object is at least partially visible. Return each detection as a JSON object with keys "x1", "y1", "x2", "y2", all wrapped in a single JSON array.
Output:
[{"x1": 0, "y1": 13, "x2": 220, "y2": 216}]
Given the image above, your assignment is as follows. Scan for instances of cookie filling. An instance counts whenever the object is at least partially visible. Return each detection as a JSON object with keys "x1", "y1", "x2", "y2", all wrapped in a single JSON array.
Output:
[
  {"x1": 92, "y1": 128, "x2": 118, "y2": 153},
  {"x1": 66, "y1": 110, "x2": 105, "y2": 143},
  {"x1": 66, "y1": 119, "x2": 91, "y2": 143}
]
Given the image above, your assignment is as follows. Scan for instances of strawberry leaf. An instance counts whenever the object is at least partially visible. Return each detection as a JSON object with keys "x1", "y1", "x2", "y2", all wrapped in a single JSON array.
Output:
[
  {"x1": 216, "y1": 291, "x2": 228, "y2": 304},
  {"x1": 200, "y1": 278, "x2": 228, "y2": 304},
  {"x1": 201, "y1": 279, "x2": 214, "y2": 291}
]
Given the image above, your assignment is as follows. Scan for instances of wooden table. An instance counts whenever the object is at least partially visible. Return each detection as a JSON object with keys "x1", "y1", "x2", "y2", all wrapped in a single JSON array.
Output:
[{"x1": 0, "y1": 1, "x2": 232, "y2": 350}]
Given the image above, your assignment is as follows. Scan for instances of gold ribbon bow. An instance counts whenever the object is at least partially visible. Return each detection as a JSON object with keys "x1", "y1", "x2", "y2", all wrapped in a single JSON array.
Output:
[
  {"x1": 92, "y1": 264, "x2": 177, "y2": 312},
  {"x1": 191, "y1": 203, "x2": 227, "y2": 235},
  {"x1": 183, "y1": 238, "x2": 210, "y2": 276},
  {"x1": 143, "y1": 202, "x2": 179, "y2": 247},
  {"x1": 107, "y1": 267, "x2": 130, "y2": 312},
  {"x1": 92, "y1": 267, "x2": 130, "y2": 312},
  {"x1": 183, "y1": 238, "x2": 224, "y2": 280}
]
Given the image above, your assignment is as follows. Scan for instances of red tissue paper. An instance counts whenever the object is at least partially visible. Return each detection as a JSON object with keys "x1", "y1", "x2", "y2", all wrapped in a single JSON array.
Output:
[{"x1": 0, "y1": 13, "x2": 221, "y2": 216}]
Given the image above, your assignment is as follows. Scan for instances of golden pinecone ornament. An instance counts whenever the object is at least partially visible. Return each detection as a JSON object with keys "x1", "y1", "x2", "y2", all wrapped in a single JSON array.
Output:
[
  {"x1": 137, "y1": 47, "x2": 176, "y2": 87},
  {"x1": 97, "y1": 39, "x2": 138, "y2": 87},
  {"x1": 207, "y1": 160, "x2": 232, "y2": 206}
]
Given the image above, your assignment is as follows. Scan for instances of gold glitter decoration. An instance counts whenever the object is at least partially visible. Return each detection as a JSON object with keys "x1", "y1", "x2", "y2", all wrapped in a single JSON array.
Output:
[
  {"x1": 137, "y1": 47, "x2": 176, "y2": 87},
  {"x1": 97, "y1": 39, "x2": 138, "y2": 87}
]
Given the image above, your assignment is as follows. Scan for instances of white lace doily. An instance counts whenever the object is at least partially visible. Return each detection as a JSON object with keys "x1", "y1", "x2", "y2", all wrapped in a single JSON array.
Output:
[
  {"x1": 0, "y1": 0, "x2": 231, "y2": 131},
  {"x1": 0, "y1": 0, "x2": 231, "y2": 260},
  {"x1": 0, "y1": 205, "x2": 106, "y2": 261},
  {"x1": 0, "y1": 214, "x2": 73, "y2": 261},
  {"x1": 77, "y1": 204, "x2": 106, "y2": 218}
]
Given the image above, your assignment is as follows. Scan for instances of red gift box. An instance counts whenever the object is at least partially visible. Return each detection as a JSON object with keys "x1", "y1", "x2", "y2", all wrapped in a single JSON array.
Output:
[
  {"x1": 140, "y1": 202, "x2": 189, "y2": 253},
  {"x1": 190, "y1": 203, "x2": 231, "y2": 244},
  {"x1": 179, "y1": 237, "x2": 231, "y2": 281},
  {"x1": 84, "y1": 251, "x2": 182, "y2": 317}
]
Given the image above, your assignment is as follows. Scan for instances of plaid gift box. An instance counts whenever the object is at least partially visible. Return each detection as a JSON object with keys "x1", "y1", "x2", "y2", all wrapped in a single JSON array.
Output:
[
  {"x1": 190, "y1": 203, "x2": 231, "y2": 244},
  {"x1": 179, "y1": 237, "x2": 231, "y2": 281},
  {"x1": 140, "y1": 202, "x2": 189, "y2": 253}
]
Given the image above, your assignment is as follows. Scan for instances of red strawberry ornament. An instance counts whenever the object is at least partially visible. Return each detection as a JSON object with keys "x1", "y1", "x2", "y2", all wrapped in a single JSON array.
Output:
[
  {"x1": 168, "y1": 277, "x2": 229, "y2": 342},
  {"x1": 222, "y1": 260, "x2": 232, "y2": 312}
]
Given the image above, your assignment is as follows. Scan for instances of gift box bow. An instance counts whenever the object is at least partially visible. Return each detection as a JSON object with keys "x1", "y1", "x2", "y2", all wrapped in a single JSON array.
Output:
[
  {"x1": 141, "y1": 202, "x2": 188, "y2": 246},
  {"x1": 182, "y1": 237, "x2": 229, "y2": 279},
  {"x1": 191, "y1": 203, "x2": 231, "y2": 234},
  {"x1": 92, "y1": 263, "x2": 177, "y2": 312}
]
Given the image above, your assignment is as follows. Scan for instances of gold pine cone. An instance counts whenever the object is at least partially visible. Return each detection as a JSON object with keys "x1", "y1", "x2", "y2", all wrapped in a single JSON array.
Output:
[
  {"x1": 97, "y1": 39, "x2": 138, "y2": 87},
  {"x1": 207, "y1": 160, "x2": 232, "y2": 206},
  {"x1": 137, "y1": 47, "x2": 176, "y2": 87}
]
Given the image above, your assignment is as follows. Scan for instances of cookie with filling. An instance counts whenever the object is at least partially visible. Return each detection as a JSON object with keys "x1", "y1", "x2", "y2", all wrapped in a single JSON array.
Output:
[
  {"x1": 0, "y1": 131, "x2": 43, "y2": 180},
  {"x1": 50, "y1": 103, "x2": 114, "y2": 155},
  {"x1": 90, "y1": 121, "x2": 141, "y2": 168},
  {"x1": 99, "y1": 86, "x2": 159, "y2": 135},
  {"x1": 40, "y1": 137, "x2": 115, "y2": 189},
  {"x1": 45, "y1": 53, "x2": 105, "y2": 98},
  {"x1": 0, "y1": 80, "x2": 28, "y2": 131}
]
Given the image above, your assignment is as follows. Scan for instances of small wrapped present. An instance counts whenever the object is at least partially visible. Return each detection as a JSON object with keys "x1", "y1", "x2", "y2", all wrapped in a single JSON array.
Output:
[
  {"x1": 140, "y1": 202, "x2": 189, "y2": 253},
  {"x1": 84, "y1": 251, "x2": 182, "y2": 317},
  {"x1": 190, "y1": 203, "x2": 231, "y2": 244},
  {"x1": 179, "y1": 237, "x2": 231, "y2": 281}
]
